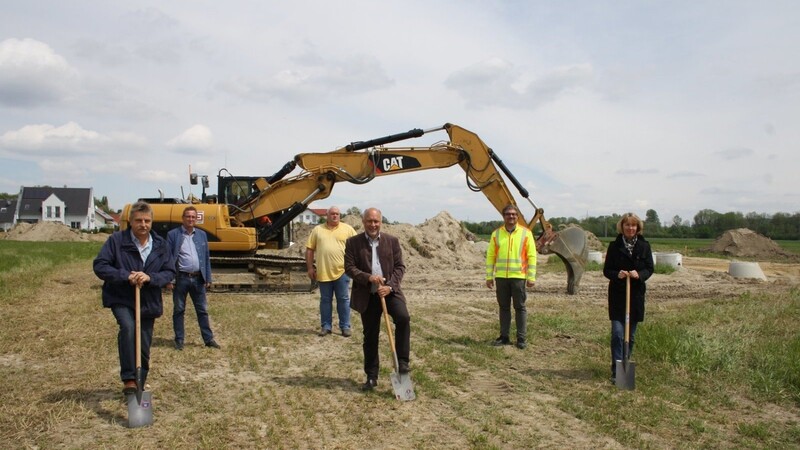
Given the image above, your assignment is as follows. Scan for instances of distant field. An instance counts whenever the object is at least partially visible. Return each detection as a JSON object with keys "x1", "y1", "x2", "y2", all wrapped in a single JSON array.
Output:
[
  {"x1": 598, "y1": 237, "x2": 800, "y2": 257},
  {"x1": 477, "y1": 234, "x2": 800, "y2": 257}
]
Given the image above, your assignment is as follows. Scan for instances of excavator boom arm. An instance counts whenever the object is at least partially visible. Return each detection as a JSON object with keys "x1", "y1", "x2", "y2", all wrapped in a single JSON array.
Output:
[{"x1": 234, "y1": 123, "x2": 587, "y2": 293}]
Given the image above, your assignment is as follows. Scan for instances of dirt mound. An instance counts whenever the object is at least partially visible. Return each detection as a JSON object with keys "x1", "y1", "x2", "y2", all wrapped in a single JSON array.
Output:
[
  {"x1": 384, "y1": 211, "x2": 484, "y2": 271},
  {"x1": 3, "y1": 221, "x2": 97, "y2": 242},
  {"x1": 708, "y1": 228, "x2": 793, "y2": 259},
  {"x1": 280, "y1": 211, "x2": 484, "y2": 270}
]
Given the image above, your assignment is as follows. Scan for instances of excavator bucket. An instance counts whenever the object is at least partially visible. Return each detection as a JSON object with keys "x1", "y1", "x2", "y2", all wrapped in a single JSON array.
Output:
[{"x1": 537, "y1": 226, "x2": 588, "y2": 294}]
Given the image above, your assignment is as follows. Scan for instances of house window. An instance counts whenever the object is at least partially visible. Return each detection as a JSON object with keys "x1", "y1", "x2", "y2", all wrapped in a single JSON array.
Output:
[{"x1": 46, "y1": 206, "x2": 53, "y2": 218}]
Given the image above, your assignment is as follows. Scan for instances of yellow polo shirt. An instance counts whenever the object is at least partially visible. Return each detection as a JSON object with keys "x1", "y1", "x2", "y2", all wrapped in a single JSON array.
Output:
[{"x1": 306, "y1": 222, "x2": 357, "y2": 282}]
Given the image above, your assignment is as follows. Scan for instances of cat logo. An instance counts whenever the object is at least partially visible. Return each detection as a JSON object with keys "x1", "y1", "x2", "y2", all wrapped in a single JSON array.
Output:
[{"x1": 377, "y1": 154, "x2": 421, "y2": 173}]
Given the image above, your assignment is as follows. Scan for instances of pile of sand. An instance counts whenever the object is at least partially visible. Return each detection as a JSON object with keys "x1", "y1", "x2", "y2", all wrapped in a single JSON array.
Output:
[
  {"x1": 4, "y1": 221, "x2": 94, "y2": 242},
  {"x1": 708, "y1": 228, "x2": 793, "y2": 259},
  {"x1": 584, "y1": 229, "x2": 605, "y2": 251},
  {"x1": 283, "y1": 211, "x2": 485, "y2": 271}
]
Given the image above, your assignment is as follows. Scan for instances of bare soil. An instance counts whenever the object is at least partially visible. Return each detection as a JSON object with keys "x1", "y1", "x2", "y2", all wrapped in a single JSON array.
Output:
[{"x1": 3, "y1": 215, "x2": 799, "y2": 448}]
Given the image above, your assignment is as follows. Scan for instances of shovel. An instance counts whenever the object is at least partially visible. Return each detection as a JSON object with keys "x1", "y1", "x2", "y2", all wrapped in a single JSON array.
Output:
[
  {"x1": 615, "y1": 274, "x2": 636, "y2": 390},
  {"x1": 127, "y1": 285, "x2": 154, "y2": 428},
  {"x1": 380, "y1": 295, "x2": 415, "y2": 401}
]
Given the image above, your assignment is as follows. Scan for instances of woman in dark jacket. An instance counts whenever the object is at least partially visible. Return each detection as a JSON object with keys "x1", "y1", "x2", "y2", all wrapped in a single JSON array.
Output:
[
  {"x1": 603, "y1": 212, "x2": 654, "y2": 381},
  {"x1": 93, "y1": 201, "x2": 175, "y2": 394}
]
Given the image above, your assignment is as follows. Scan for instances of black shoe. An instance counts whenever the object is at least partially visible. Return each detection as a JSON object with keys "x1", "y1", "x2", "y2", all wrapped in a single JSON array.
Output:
[
  {"x1": 492, "y1": 336, "x2": 511, "y2": 346},
  {"x1": 205, "y1": 340, "x2": 221, "y2": 349},
  {"x1": 398, "y1": 361, "x2": 410, "y2": 374},
  {"x1": 175, "y1": 340, "x2": 184, "y2": 350},
  {"x1": 361, "y1": 378, "x2": 377, "y2": 391}
]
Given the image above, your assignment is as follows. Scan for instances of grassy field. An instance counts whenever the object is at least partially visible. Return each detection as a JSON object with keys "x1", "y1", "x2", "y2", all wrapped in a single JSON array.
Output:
[{"x1": 1, "y1": 241, "x2": 799, "y2": 448}]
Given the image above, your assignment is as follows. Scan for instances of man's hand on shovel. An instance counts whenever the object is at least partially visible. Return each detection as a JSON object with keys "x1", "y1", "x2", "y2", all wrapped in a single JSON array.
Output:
[{"x1": 129, "y1": 271, "x2": 151, "y2": 287}]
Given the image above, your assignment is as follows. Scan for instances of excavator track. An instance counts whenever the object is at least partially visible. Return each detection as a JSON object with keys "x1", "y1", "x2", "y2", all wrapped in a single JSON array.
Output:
[{"x1": 209, "y1": 254, "x2": 316, "y2": 293}]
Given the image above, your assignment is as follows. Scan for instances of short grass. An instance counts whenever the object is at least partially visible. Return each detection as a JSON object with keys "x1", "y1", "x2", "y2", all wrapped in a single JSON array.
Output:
[{"x1": 1, "y1": 241, "x2": 798, "y2": 448}]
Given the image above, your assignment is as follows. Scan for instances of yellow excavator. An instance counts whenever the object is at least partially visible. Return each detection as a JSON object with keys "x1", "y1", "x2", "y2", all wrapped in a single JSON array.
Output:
[{"x1": 121, "y1": 123, "x2": 588, "y2": 293}]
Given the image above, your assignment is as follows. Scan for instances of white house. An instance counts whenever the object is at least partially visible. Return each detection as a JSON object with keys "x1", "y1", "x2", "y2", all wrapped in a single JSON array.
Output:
[
  {"x1": 94, "y1": 206, "x2": 116, "y2": 229},
  {"x1": 292, "y1": 208, "x2": 326, "y2": 225},
  {"x1": 16, "y1": 186, "x2": 98, "y2": 230},
  {"x1": 0, "y1": 199, "x2": 16, "y2": 232}
]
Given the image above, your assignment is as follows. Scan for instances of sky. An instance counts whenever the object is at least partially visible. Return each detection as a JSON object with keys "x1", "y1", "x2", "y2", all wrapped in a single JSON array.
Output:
[{"x1": 1, "y1": 1, "x2": 798, "y2": 225}]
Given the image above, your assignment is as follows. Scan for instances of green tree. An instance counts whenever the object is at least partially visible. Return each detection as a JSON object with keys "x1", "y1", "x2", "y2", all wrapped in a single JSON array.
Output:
[
  {"x1": 692, "y1": 209, "x2": 719, "y2": 238},
  {"x1": 94, "y1": 196, "x2": 111, "y2": 213},
  {"x1": 644, "y1": 209, "x2": 661, "y2": 235}
]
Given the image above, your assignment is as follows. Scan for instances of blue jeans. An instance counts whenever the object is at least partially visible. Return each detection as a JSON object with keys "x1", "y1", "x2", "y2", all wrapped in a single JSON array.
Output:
[
  {"x1": 112, "y1": 305, "x2": 154, "y2": 384},
  {"x1": 611, "y1": 320, "x2": 638, "y2": 376},
  {"x1": 495, "y1": 278, "x2": 527, "y2": 342},
  {"x1": 318, "y1": 274, "x2": 351, "y2": 331},
  {"x1": 173, "y1": 275, "x2": 214, "y2": 344}
]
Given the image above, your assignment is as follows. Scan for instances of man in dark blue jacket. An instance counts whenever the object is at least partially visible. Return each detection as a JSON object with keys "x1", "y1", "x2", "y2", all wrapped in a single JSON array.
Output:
[
  {"x1": 94, "y1": 201, "x2": 175, "y2": 394},
  {"x1": 166, "y1": 206, "x2": 219, "y2": 350}
]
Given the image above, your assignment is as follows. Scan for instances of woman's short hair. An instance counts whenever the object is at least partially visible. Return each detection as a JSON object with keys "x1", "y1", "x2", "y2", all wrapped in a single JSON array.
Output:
[{"x1": 616, "y1": 212, "x2": 644, "y2": 235}]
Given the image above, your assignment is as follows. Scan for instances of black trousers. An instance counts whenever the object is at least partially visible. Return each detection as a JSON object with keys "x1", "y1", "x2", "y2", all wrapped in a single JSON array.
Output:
[{"x1": 359, "y1": 293, "x2": 410, "y2": 379}]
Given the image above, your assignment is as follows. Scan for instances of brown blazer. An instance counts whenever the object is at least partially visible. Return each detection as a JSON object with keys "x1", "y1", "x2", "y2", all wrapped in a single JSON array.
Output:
[{"x1": 344, "y1": 232, "x2": 406, "y2": 314}]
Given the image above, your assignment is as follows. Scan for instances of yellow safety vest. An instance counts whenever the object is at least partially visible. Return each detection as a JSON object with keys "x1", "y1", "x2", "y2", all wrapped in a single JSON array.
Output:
[{"x1": 485, "y1": 225, "x2": 536, "y2": 281}]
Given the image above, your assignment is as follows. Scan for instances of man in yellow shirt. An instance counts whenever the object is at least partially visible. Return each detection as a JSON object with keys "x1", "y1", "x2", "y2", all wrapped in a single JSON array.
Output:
[
  {"x1": 306, "y1": 206, "x2": 358, "y2": 337},
  {"x1": 485, "y1": 204, "x2": 537, "y2": 349}
]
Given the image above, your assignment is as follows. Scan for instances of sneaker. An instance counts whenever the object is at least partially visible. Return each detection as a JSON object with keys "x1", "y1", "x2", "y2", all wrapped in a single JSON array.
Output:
[
  {"x1": 205, "y1": 340, "x2": 221, "y2": 349},
  {"x1": 515, "y1": 340, "x2": 527, "y2": 349},
  {"x1": 492, "y1": 336, "x2": 511, "y2": 346},
  {"x1": 318, "y1": 327, "x2": 332, "y2": 337},
  {"x1": 361, "y1": 378, "x2": 377, "y2": 391},
  {"x1": 342, "y1": 328, "x2": 352, "y2": 337},
  {"x1": 175, "y1": 340, "x2": 184, "y2": 350},
  {"x1": 122, "y1": 380, "x2": 137, "y2": 395}
]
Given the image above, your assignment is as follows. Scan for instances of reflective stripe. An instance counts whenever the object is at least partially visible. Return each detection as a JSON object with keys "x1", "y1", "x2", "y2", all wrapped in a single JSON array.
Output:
[{"x1": 485, "y1": 226, "x2": 537, "y2": 281}]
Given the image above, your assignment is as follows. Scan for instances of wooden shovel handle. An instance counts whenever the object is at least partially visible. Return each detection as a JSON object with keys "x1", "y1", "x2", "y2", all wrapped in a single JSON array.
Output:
[
  {"x1": 135, "y1": 285, "x2": 141, "y2": 369},
  {"x1": 624, "y1": 274, "x2": 631, "y2": 356},
  {"x1": 380, "y1": 295, "x2": 400, "y2": 372}
]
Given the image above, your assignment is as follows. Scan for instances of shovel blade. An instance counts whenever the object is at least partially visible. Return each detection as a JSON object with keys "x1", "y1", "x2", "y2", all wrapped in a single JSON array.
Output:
[
  {"x1": 389, "y1": 372, "x2": 416, "y2": 401},
  {"x1": 615, "y1": 360, "x2": 636, "y2": 390},
  {"x1": 126, "y1": 391, "x2": 154, "y2": 428}
]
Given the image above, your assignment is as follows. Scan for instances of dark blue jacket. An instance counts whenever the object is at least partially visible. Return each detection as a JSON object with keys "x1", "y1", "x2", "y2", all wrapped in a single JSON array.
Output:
[
  {"x1": 93, "y1": 230, "x2": 175, "y2": 318},
  {"x1": 167, "y1": 226, "x2": 212, "y2": 283},
  {"x1": 603, "y1": 234, "x2": 654, "y2": 323}
]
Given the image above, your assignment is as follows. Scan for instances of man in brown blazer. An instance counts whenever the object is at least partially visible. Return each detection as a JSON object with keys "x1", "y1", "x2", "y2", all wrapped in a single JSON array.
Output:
[{"x1": 344, "y1": 207, "x2": 410, "y2": 391}]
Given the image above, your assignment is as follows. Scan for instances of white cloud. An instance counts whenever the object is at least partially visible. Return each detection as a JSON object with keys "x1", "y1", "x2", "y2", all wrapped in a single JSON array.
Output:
[
  {"x1": 166, "y1": 125, "x2": 214, "y2": 153},
  {"x1": 217, "y1": 53, "x2": 394, "y2": 104},
  {"x1": 137, "y1": 169, "x2": 182, "y2": 183},
  {"x1": 0, "y1": 122, "x2": 109, "y2": 156},
  {"x1": 715, "y1": 147, "x2": 754, "y2": 160},
  {"x1": 444, "y1": 58, "x2": 594, "y2": 109},
  {"x1": 0, "y1": 38, "x2": 79, "y2": 107}
]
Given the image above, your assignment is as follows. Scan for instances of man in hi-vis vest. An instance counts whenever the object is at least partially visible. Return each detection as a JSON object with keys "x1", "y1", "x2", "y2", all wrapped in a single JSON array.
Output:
[{"x1": 485, "y1": 204, "x2": 536, "y2": 349}]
